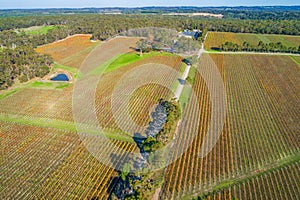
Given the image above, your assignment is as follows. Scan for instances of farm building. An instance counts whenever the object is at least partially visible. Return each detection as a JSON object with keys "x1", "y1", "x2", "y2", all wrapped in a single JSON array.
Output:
[{"x1": 179, "y1": 29, "x2": 202, "y2": 39}]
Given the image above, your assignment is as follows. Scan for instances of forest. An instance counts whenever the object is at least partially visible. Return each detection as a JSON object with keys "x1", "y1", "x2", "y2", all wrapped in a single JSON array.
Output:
[
  {"x1": 0, "y1": 46, "x2": 52, "y2": 89},
  {"x1": 0, "y1": 12, "x2": 299, "y2": 89},
  {"x1": 1, "y1": 6, "x2": 300, "y2": 20}
]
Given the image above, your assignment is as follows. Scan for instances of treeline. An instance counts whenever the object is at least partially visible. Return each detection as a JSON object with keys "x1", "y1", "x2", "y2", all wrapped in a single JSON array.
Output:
[
  {"x1": 1, "y1": 15, "x2": 300, "y2": 38},
  {"x1": 112, "y1": 99, "x2": 181, "y2": 200},
  {"x1": 0, "y1": 15, "x2": 66, "y2": 31},
  {"x1": 0, "y1": 27, "x2": 70, "y2": 48},
  {"x1": 0, "y1": 46, "x2": 52, "y2": 89},
  {"x1": 223, "y1": 10, "x2": 300, "y2": 20},
  {"x1": 2, "y1": 15, "x2": 299, "y2": 50},
  {"x1": 219, "y1": 41, "x2": 300, "y2": 54},
  {"x1": 1, "y1": 7, "x2": 300, "y2": 20},
  {"x1": 143, "y1": 100, "x2": 181, "y2": 152},
  {"x1": 0, "y1": 14, "x2": 299, "y2": 89}
]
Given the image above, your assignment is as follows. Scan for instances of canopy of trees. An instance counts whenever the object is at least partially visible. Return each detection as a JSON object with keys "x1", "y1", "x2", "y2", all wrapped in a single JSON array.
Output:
[
  {"x1": 1, "y1": 6, "x2": 300, "y2": 20},
  {"x1": 0, "y1": 46, "x2": 52, "y2": 89},
  {"x1": 0, "y1": 12, "x2": 299, "y2": 90}
]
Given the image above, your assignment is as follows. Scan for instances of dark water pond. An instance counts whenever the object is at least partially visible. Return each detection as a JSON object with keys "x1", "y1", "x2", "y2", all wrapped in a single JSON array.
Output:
[{"x1": 50, "y1": 73, "x2": 69, "y2": 81}]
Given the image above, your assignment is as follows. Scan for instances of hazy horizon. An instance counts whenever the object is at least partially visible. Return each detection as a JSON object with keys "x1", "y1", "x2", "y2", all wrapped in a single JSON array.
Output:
[{"x1": 0, "y1": 0, "x2": 299, "y2": 9}]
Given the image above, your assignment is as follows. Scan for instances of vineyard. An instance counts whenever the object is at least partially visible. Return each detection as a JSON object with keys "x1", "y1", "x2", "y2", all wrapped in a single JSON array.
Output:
[
  {"x1": 1, "y1": 32, "x2": 300, "y2": 199},
  {"x1": 95, "y1": 54, "x2": 183, "y2": 132},
  {"x1": 0, "y1": 36, "x2": 184, "y2": 199},
  {"x1": 0, "y1": 122, "x2": 137, "y2": 199},
  {"x1": 205, "y1": 32, "x2": 300, "y2": 50},
  {"x1": 35, "y1": 34, "x2": 99, "y2": 68},
  {"x1": 199, "y1": 161, "x2": 300, "y2": 200},
  {"x1": 160, "y1": 54, "x2": 300, "y2": 199},
  {"x1": 0, "y1": 54, "x2": 182, "y2": 130}
]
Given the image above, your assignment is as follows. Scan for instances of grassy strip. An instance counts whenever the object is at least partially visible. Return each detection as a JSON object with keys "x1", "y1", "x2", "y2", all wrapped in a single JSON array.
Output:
[
  {"x1": 179, "y1": 84, "x2": 192, "y2": 110},
  {"x1": 169, "y1": 63, "x2": 187, "y2": 99},
  {"x1": 289, "y1": 56, "x2": 300, "y2": 67},
  {"x1": 205, "y1": 49, "x2": 221, "y2": 53},
  {"x1": 27, "y1": 81, "x2": 71, "y2": 90},
  {"x1": 53, "y1": 63, "x2": 78, "y2": 74},
  {"x1": 184, "y1": 152, "x2": 300, "y2": 200},
  {"x1": 0, "y1": 113, "x2": 134, "y2": 143},
  {"x1": 0, "y1": 89, "x2": 19, "y2": 100}
]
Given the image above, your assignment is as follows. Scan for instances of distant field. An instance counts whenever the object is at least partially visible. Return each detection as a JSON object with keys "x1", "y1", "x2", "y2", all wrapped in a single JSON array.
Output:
[
  {"x1": 17, "y1": 25, "x2": 59, "y2": 35},
  {"x1": 36, "y1": 34, "x2": 99, "y2": 68},
  {"x1": 205, "y1": 32, "x2": 300, "y2": 50}
]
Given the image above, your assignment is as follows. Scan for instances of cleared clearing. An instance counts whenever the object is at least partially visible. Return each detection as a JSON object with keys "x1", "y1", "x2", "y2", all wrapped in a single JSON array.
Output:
[{"x1": 16, "y1": 25, "x2": 59, "y2": 35}]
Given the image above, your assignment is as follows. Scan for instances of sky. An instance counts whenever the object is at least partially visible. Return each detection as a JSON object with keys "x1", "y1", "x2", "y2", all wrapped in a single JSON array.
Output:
[{"x1": 0, "y1": 0, "x2": 299, "y2": 9}]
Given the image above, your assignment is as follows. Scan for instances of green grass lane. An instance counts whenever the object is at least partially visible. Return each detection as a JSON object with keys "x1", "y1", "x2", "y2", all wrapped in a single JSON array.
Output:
[
  {"x1": 53, "y1": 63, "x2": 78, "y2": 74},
  {"x1": 179, "y1": 84, "x2": 192, "y2": 110},
  {"x1": 0, "y1": 113, "x2": 134, "y2": 143},
  {"x1": 0, "y1": 89, "x2": 20, "y2": 100},
  {"x1": 289, "y1": 55, "x2": 300, "y2": 67},
  {"x1": 28, "y1": 81, "x2": 71, "y2": 90}
]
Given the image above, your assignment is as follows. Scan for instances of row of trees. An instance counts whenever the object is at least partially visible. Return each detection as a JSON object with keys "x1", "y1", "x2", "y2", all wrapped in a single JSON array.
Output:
[
  {"x1": 111, "y1": 100, "x2": 181, "y2": 199},
  {"x1": 219, "y1": 41, "x2": 300, "y2": 54},
  {"x1": 143, "y1": 99, "x2": 181, "y2": 151}
]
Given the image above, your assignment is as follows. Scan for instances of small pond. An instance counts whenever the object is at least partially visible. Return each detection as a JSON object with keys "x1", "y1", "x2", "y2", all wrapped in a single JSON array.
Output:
[{"x1": 50, "y1": 73, "x2": 69, "y2": 81}]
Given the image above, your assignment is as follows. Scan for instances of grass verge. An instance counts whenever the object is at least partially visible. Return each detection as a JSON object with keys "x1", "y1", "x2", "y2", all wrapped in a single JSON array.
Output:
[
  {"x1": 289, "y1": 55, "x2": 300, "y2": 67},
  {"x1": 0, "y1": 113, "x2": 135, "y2": 143}
]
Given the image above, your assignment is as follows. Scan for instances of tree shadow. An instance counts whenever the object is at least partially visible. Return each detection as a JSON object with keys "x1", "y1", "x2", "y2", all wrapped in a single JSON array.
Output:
[{"x1": 178, "y1": 78, "x2": 185, "y2": 85}]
